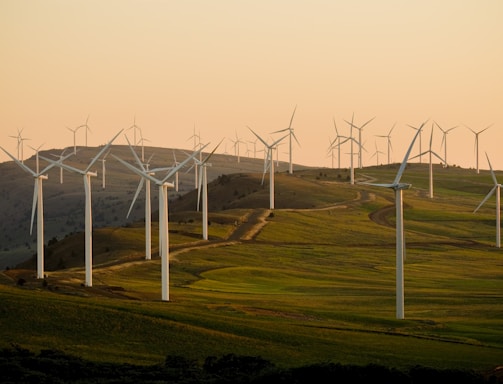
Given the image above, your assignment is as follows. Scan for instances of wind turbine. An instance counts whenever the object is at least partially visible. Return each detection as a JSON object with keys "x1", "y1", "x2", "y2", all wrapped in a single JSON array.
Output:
[
  {"x1": 232, "y1": 129, "x2": 244, "y2": 163},
  {"x1": 328, "y1": 118, "x2": 349, "y2": 169},
  {"x1": 410, "y1": 124, "x2": 445, "y2": 199},
  {"x1": 343, "y1": 114, "x2": 365, "y2": 184},
  {"x1": 77, "y1": 115, "x2": 91, "y2": 147},
  {"x1": 114, "y1": 144, "x2": 206, "y2": 301},
  {"x1": 248, "y1": 127, "x2": 288, "y2": 210},
  {"x1": 376, "y1": 123, "x2": 395, "y2": 165},
  {"x1": 271, "y1": 106, "x2": 300, "y2": 174},
  {"x1": 196, "y1": 140, "x2": 223, "y2": 240},
  {"x1": 434, "y1": 122, "x2": 457, "y2": 168},
  {"x1": 361, "y1": 120, "x2": 426, "y2": 319},
  {"x1": 29, "y1": 143, "x2": 44, "y2": 174},
  {"x1": 9, "y1": 128, "x2": 30, "y2": 163},
  {"x1": 1, "y1": 146, "x2": 73, "y2": 279},
  {"x1": 67, "y1": 125, "x2": 81, "y2": 154},
  {"x1": 40, "y1": 130, "x2": 123, "y2": 287},
  {"x1": 99, "y1": 150, "x2": 111, "y2": 189},
  {"x1": 128, "y1": 116, "x2": 142, "y2": 146},
  {"x1": 474, "y1": 152, "x2": 501, "y2": 248},
  {"x1": 466, "y1": 124, "x2": 493, "y2": 174},
  {"x1": 125, "y1": 143, "x2": 174, "y2": 262},
  {"x1": 407, "y1": 123, "x2": 424, "y2": 164},
  {"x1": 370, "y1": 141, "x2": 385, "y2": 166},
  {"x1": 345, "y1": 115, "x2": 375, "y2": 169},
  {"x1": 51, "y1": 148, "x2": 69, "y2": 184}
]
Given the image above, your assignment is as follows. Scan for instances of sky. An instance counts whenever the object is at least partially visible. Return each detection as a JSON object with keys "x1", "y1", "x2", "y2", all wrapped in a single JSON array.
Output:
[{"x1": 1, "y1": 0, "x2": 502, "y2": 171}]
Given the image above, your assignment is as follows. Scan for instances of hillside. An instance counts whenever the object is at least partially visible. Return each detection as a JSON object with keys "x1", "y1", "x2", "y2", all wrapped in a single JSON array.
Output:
[{"x1": 0, "y1": 144, "x2": 313, "y2": 269}]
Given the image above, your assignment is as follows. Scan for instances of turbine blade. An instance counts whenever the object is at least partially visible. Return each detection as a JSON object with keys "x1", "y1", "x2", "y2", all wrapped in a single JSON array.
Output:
[
  {"x1": 127, "y1": 178, "x2": 145, "y2": 218},
  {"x1": 474, "y1": 186, "x2": 497, "y2": 213},
  {"x1": 0, "y1": 146, "x2": 36, "y2": 176},
  {"x1": 113, "y1": 155, "x2": 162, "y2": 185},
  {"x1": 288, "y1": 105, "x2": 297, "y2": 129},
  {"x1": 485, "y1": 152, "x2": 498, "y2": 186},
  {"x1": 164, "y1": 143, "x2": 209, "y2": 181},
  {"x1": 393, "y1": 120, "x2": 426, "y2": 185},
  {"x1": 86, "y1": 129, "x2": 123, "y2": 172},
  {"x1": 30, "y1": 179, "x2": 38, "y2": 235}
]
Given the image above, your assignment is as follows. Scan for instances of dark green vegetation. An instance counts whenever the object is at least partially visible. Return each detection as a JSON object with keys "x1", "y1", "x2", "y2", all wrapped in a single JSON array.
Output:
[{"x1": 1, "y1": 150, "x2": 502, "y2": 382}]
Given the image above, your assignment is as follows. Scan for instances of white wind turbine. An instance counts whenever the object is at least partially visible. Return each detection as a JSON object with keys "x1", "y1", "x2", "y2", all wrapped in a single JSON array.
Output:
[
  {"x1": 466, "y1": 124, "x2": 493, "y2": 174},
  {"x1": 361, "y1": 120, "x2": 426, "y2": 319},
  {"x1": 1, "y1": 146, "x2": 73, "y2": 279},
  {"x1": 248, "y1": 127, "x2": 288, "y2": 210},
  {"x1": 328, "y1": 118, "x2": 349, "y2": 169},
  {"x1": 99, "y1": 150, "x2": 111, "y2": 189},
  {"x1": 232, "y1": 129, "x2": 244, "y2": 163},
  {"x1": 77, "y1": 115, "x2": 91, "y2": 147},
  {"x1": 407, "y1": 123, "x2": 424, "y2": 164},
  {"x1": 434, "y1": 122, "x2": 457, "y2": 168},
  {"x1": 370, "y1": 141, "x2": 385, "y2": 166},
  {"x1": 9, "y1": 128, "x2": 30, "y2": 163},
  {"x1": 114, "y1": 144, "x2": 206, "y2": 301},
  {"x1": 346, "y1": 116, "x2": 375, "y2": 169},
  {"x1": 195, "y1": 141, "x2": 223, "y2": 240},
  {"x1": 343, "y1": 114, "x2": 365, "y2": 184},
  {"x1": 128, "y1": 116, "x2": 142, "y2": 146},
  {"x1": 410, "y1": 124, "x2": 445, "y2": 199},
  {"x1": 40, "y1": 130, "x2": 123, "y2": 287},
  {"x1": 29, "y1": 143, "x2": 44, "y2": 174},
  {"x1": 376, "y1": 123, "x2": 395, "y2": 165},
  {"x1": 126, "y1": 142, "x2": 179, "y2": 262},
  {"x1": 67, "y1": 125, "x2": 81, "y2": 154},
  {"x1": 474, "y1": 152, "x2": 501, "y2": 248},
  {"x1": 271, "y1": 106, "x2": 300, "y2": 174},
  {"x1": 51, "y1": 148, "x2": 69, "y2": 184}
]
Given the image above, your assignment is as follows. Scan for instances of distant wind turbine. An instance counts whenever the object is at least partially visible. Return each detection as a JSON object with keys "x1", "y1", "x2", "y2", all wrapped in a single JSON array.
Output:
[
  {"x1": 345, "y1": 115, "x2": 375, "y2": 169},
  {"x1": 114, "y1": 144, "x2": 206, "y2": 301},
  {"x1": 376, "y1": 123, "x2": 395, "y2": 165},
  {"x1": 361, "y1": 120, "x2": 426, "y2": 319},
  {"x1": 410, "y1": 124, "x2": 445, "y2": 198},
  {"x1": 127, "y1": 116, "x2": 142, "y2": 146},
  {"x1": 328, "y1": 118, "x2": 349, "y2": 169},
  {"x1": 40, "y1": 130, "x2": 123, "y2": 287},
  {"x1": 248, "y1": 127, "x2": 288, "y2": 210},
  {"x1": 196, "y1": 140, "x2": 223, "y2": 240},
  {"x1": 434, "y1": 122, "x2": 457, "y2": 168},
  {"x1": 1, "y1": 146, "x2": 73, "y2": 279},
  {"x1": 9, "y1": 128, "x2": 30, "y2": 163},
  {"x1": 77, "y1": 115, "x2": 91, "y2": 147},
  {"x1": 343, "y1": 114, "x2": 365, "y2": 184},
  {"x1": 407, "y1": 123, "x2": 424, "y2": 164},
  {"x1": 466, "y1": 124, "x2": 493, "y2": 174},
  {"x1": 67, "y1": 125, "x2": 81, "y2": 154},
  {"x1": 474, "y1": 152, "x2": 501, "y2": 248},
  {"x1": 271, "y1": 106, "x2": 300, "y2": 174},
  {"x1": 370, "y1": 141, "x2": 385, "y2": 166}
]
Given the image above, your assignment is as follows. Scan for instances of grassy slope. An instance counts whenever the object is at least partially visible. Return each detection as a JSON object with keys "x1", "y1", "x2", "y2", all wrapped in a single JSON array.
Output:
[{"x1": 0, "y1": 163, "x2": 502, "y2": 373}]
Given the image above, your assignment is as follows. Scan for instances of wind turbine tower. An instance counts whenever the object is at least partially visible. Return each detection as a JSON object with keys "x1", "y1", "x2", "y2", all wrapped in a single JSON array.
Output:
[
  {"x1": 248, "y1": 127, "x2": 288, "y2": 210},
  {"x1": 434, "y1": 122, "x2": 457, "y2": 168},
  {"x1": 1, "y1": 147, "x2": 73, "y2": 279},
  {"x1": 271, "y1": 106, "x2": 300, "y2": 174},
  {"x1": 410, "y1": 124, "x2": 445, "y2": 199},
  {"x1": 41, "y1": 130, "x2": 123, "y2": 287},
  {"x1": 362, "y1": 120, "x2": 426, "y2": 319},
  {"x1": 467, "y1": 125, "x2": 492, "y2": 174},
  {"x1": 115, "y1": 145, "x2": 206, "y2": 301}
]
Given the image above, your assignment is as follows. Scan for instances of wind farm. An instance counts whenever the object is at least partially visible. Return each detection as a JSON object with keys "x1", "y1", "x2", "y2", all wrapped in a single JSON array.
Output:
[{"x1": 0, "y1": 120, "x2": 502, "y2": 381}]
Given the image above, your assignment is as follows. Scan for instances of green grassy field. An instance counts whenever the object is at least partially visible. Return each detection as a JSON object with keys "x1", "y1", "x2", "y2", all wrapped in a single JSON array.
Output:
[{"x1": 1, "y1": 163, "x2": 502, "y2": 375}]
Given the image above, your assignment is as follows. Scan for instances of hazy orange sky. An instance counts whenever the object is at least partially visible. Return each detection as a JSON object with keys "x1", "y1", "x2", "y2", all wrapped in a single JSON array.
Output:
[{"x1": 1, "y1": 1, "x2": 502, "y2": 171}]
